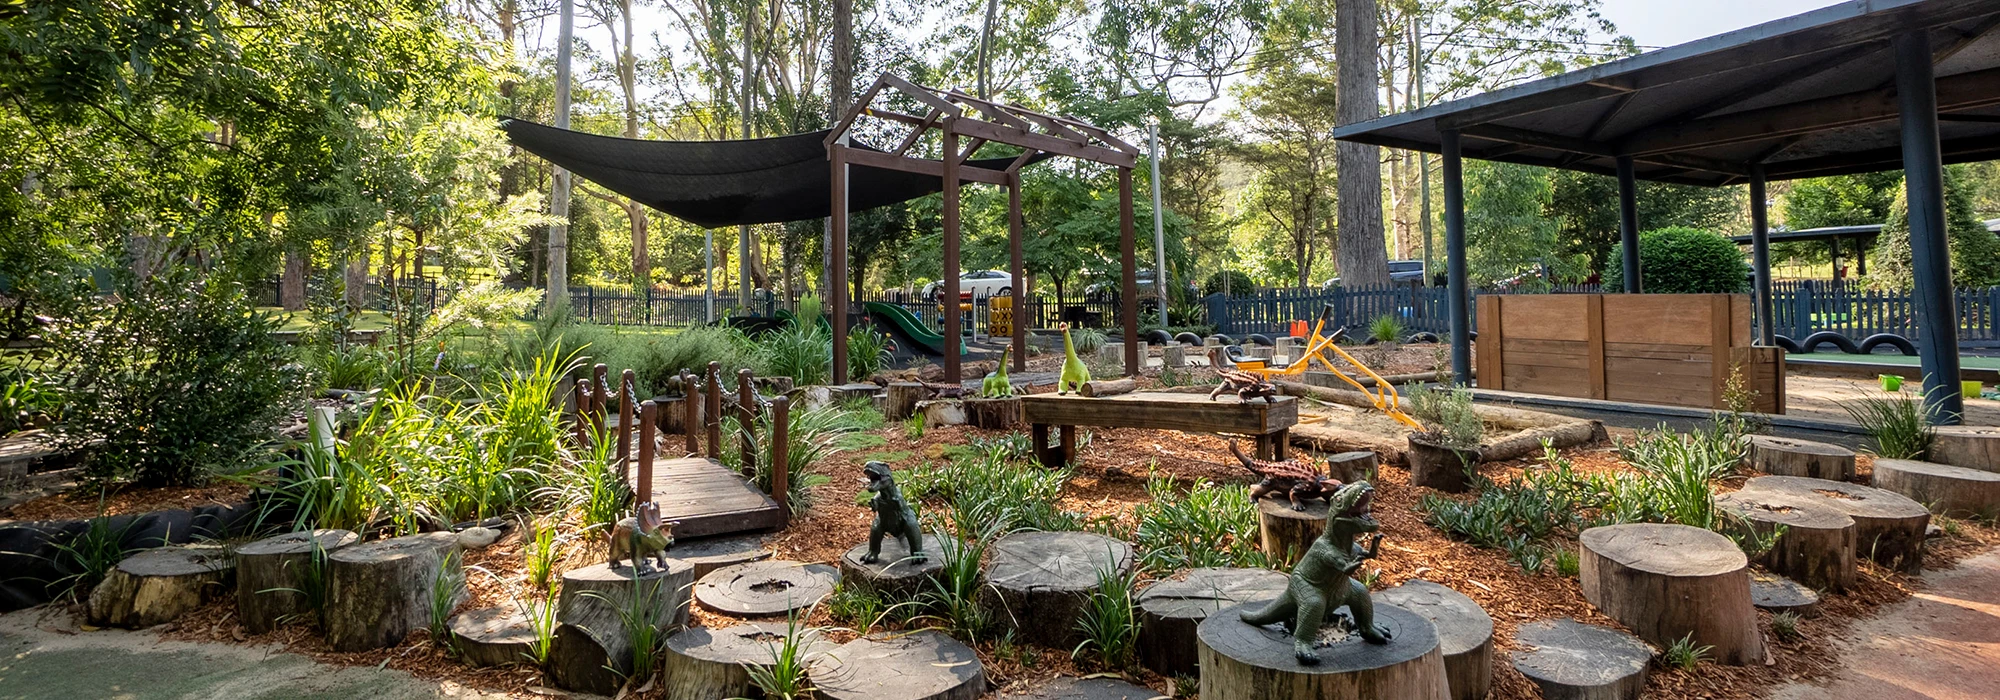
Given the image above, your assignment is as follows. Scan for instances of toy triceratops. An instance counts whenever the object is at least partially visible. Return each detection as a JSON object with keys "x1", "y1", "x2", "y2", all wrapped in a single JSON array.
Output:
[{"x1": 608, "y1": 501, "x2": 677, "y2": 575}]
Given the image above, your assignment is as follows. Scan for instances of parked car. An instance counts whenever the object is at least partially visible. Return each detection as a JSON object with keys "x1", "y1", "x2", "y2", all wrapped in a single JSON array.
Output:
[
  {"x1": 921, "y1": 270, "x2": 1013, "y2": 300},
  {"x1": 1322, "y1": 260, "x2": 1427, "y2": 289},
  {"x1": 1085, "y1": 269, "x2": 1191, "y2": 302}
]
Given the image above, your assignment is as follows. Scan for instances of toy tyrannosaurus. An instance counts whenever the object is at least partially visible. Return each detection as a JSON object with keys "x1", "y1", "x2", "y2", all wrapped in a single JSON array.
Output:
[
  {"x1": 1058, "y1": 323, "x2": 1091, "y2": 395},
  {"x1": 608, "y1": 501, "x2": 676, "y2": 575},
  {"x1": 1239, "y1": 481, "x2": 1390, "y2": 665},
  {"x1": 1210, "y1": 368, "x2": 1279, "y2": 402},
  {"x1": 1228, "y1": 441, "x2": 1338, "y2": 511},
  {"x1": 860, "y1": 461, "x2": 925, "y2": 564},
  {"x1": 981, "y1": 346, "x2": 1015, "y2": 398}
]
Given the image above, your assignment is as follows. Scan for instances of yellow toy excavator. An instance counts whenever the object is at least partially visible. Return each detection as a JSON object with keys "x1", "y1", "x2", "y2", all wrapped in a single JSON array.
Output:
[{"x1": 1220, "y1": 303, "x2": 1424, "y2": 431}]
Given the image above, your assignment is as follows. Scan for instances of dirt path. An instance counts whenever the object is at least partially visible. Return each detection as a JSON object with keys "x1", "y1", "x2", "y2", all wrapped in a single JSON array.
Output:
[
  {"x1": 1781, "y1": 375, "x2": 2000, "y2": 426},
  {"x1": 0, "y1": 607, "x2": 514, "y2": 700},
  {"x1": 1769, "y1": 547, "x2": 2000, "y2": 700}
]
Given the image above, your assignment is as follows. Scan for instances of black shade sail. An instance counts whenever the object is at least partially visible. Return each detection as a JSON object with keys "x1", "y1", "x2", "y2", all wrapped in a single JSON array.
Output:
[
  {"x1": 501, "y1": 118, "x2": 1037, "y2": 228},
  {"x1": 1332, "y1": 0, "x2": 2000, "y2": 187}
]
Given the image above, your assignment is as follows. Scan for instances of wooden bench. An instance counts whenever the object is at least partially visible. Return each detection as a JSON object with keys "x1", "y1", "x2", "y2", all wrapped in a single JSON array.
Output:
[{"x1": 1019, "y1": 392, "x2": 1298, "y2": 468}]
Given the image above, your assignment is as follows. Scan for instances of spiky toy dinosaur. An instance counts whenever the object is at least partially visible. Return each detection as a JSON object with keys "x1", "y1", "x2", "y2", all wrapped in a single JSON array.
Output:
[
  {"x1": 1210, "y1": 368, "x2": 1279, "y2": 402},
  {"x1": 1058, "y1": 323, "x2": 1091, "y2": 395},
  {"x1": 1229, "y1": 441, "x2": 1338, "y2": 511},
  {"x1": 980, "y1": 346, "x2": 1015, "y2": 397},
  {"x1": 1239, "y1": 481, "x2": 1389, "y2": 665}
]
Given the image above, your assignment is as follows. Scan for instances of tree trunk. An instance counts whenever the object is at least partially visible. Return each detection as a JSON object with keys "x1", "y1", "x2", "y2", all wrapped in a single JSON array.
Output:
[
  {"x1": 549, "y1": 560, "x2": 694, "y2": 695},
  {"x1": 236, "y1": 529, "x2": 360, "y2": 634},
  {"x1": 545, "y1": 0, "x2": 575, "y2": 314},
  {"x1": 813, "y1": 631, "x2": 986, "y2": 700},
  {"x1": 666, "y1": 533, "x2": 773, "y2": 580},
  {"x1": 1197, "y1": 602, "x2": 1449, "y2": 700},
  {"x1": 1714, "y1": 490, "x2": 1857, "y2": 591},
  {"x1": 839, "y1": 533, "x2": 946, "y2": 600},
  {"x1": 1871, "y1": 458, "x2": 2000, "y2": 519},
  {"x1": 1740, "y1": 435, "x2": 1855, "y2": 480},
  {"x1": 1327, "y1": 450, "x2": 1379, "y2": 484},
  {"x1": 324, "y1": 532, "x2": 463, "y2": 652},
  {"x1": 664, "y1": 623, "x2": 836, "y2": 700},
  {"x1": 1511, "y1": 619, "x2": 1651, "y2": 700},
  {"x1": 1377, "y1": 581, "x2": 1494, "y2": 700},
  {"x1": 980, "y1": 532, "x2": 1135, "y2": 648},
  {"x1": 886, "y1": 382, "x2": 927, "y2": 420},
  {"x1": 88, "y1": 545, "x2": 236, "y2": 629},
  {"x1": 1578, "y1": 524, "x2": 1765, "y2": 666},
  {"x1": 693, "y1": 560, "x2": 839, "y2": 617},
  {"x1": 1335, "y1": 0, "x2": 1389, "y2": 287},
  {"x1": 1930, "y1": 425, "x2": 2000, "y2": 472},
  {"x1": 451, "y1": 604, "x2": 542, "y2": 668},
  {"x1": 1740, "y1": 476, "x2": 1930, "y2": 572},
  {"x1": 963, "y1": 397, "x2": 1022, "y2": 430},
  {"x1": 281, "y1": 250, "x2": 308, "y2": 311},
  {"x1": 1257, "y1": 499, "x2": 1326, "y2": 565},
  {"x1": 1080, "y1": 378, "x2": 1137, "y2": 397}
]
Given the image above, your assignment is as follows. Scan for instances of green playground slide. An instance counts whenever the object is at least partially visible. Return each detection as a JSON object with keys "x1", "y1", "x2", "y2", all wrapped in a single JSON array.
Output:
[{"x1": 863, "y1": 301, "x2": 965, "y2": 356}]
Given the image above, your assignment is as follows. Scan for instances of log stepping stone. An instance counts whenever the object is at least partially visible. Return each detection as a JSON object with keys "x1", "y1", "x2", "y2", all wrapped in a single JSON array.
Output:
[
  {"x1": 1258, "y1": 500, "x2": 1328, "y2": 565},
  {"x1": 840, "y1": 531, "x2": 948, "y2": 599},
  {"x1": 87, "y1": 544, "x2": 236, "y2": 629},
  {"x1": 449, "y1": 604, "x2": 542, "y2": 668},
  {"x1": 662, "y1": 622, "x2": 835, "y2": 700},
  {"x1": 235, "y1": 529, "x2": 359, "y2": 634},
  {"x1": 1750, "y1": 572, "x2": 1819, "y2": 614},
  {"x1": 1740, "y1": 435, "x2": 1855, "y2": 480},
  {"x1": 668, "y1": 534, "x2": 774, "y2": 579},
  {"x1": 550, "y1": 560, "x2": 695, "y2": 695},
  {"x1": 980, "y1": 531, "x2": 1136, "y2": 648},
  {"x1": 324, "y1": 532, "x2": 463, "y2": 652},
  {"x1": 1741, "y1": 476, "x2": 1930, "y2": 572},
  {"x1": 1196, "y1": 601, "x2": 1448, "y2": 700},
  {"x1": 1928, "y1": 425, "x2": 2000, "y2": 473},
  {"x1": 1872, "y1": 458, "x2": 2000, "y2": 519},
  {"x1": 1136, "y1": 567, "x2": 1290, "y2": 676},
  {"x1": 996, "y1": 676, "x2": 1161, "y2": 700},
  {"x1": 1579, "y1": 523, "x2": 1765, "y2": 666},
  {"x1": 1714, "y1": 490, "x2": 1856, "y2": 591},
  {"x1": 812, "y1": 630, "x2": 986, "y2": 700},
  {"x1": 695, "y1": 560, "x2": 839, "y2": 616},
  {"x1": 1511, "y1": 618, "x2": 1651, "y2": 700},
  {"x1": 1327, "y1": 450, "x2": 1380, "y2": 483},
  {"x1": 1376, "y1": 580, "x2": 1495, "y2": 700}
]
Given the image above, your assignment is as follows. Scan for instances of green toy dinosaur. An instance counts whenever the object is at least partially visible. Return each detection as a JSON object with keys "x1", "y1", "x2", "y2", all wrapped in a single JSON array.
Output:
[
  {"x1": 980, "y1": 346, "x2": 1014, "y2": 397},
  {"x1": 1058, "y1": 323, "x2": 1091, "y2": 395},
  {"x1": 1239, "y1": 481, "x2": 1390, "y2": 665}
]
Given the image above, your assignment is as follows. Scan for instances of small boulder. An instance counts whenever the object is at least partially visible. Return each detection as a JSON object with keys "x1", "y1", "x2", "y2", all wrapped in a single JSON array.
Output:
[{"x1": 457, "y1": 527, "x2": 502, "y2": 549}]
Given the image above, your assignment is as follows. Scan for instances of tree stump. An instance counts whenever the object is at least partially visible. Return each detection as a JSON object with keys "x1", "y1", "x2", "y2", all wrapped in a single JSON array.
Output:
[
  {"x1": 1258, "y1": 500, "x2": 1328, "y2": 565},
  {"x1": 919, "y1": 400, "x2": 966, "y2": 427},
  {"x1": 1928, "y1": 425, "x2": 2000, "y2": 472},
  {"x1": 1197, "y1": 601, "x2": 1448, "y2": 700},
  {"x1": 550, "y1": 560, "x2": 694, "y2": 695},
  {"x1": 813, "y1": 630, "x2": 986, "y2": 700},
  {"x1": 981, "y1": 531, "x2": 1136, "y2": 648},
  {"x1": 694, "y1": 560, "x2": 839, "y2": 616},
  {"x1": 1741, "y1": 476, "x2": 1930, "y2": 572},
  {"x1": 1740, "y1": 435, "x2": 1855, "y2": 480},
  {"x1": 87, "y1": 544, "x2": 236, "y2": 629},
  {"x1": 324, "y1": 532, "x2": 462, "y2": 652},
  {"x1": 1578, "y1": 524, "x2": 1765, "y2": 665},
  {"x1": 450, "y1": 604, "x2": 540, "y2": 667},
  {"x1": 1080, "y1": 378, "x2": 1137, "y2": 397},
  {"x1": 1749, "y1": 572, "x2": 1819, "y2": 615},
  {"x1": 1136, "y1": 567, "x2": 1290, "y2": 677},
  {"x1": 1871, "y1": 458, "x2": 2000, "y2": 518},
  {"x1": 1163, "y1": 345, "x2": 1187, "y2": 368},
  {"x1": 235, "y1": 529, "x2": 359, "y2": 634},
  {"x1": 886, "y1": 382, "x2": 928, "y2": 421},
  {"x1": 830, "y1": 383, "x2": 881, "y2": 403},
  {"x1": 1327, "y1": 451, "x2": 1379, "y2": 484},
  {"x1": 667, "y1": 534, "x2": 773, "y2": 579},
  {"x1": 1376, "y1": 581, "x2": 1494, "y2": 700},
  {"x1": 1714, "y1": 490, "x2": 1857, "y2": 591},
  {"x1": 1510, "y1": 619, "x2": 1651, "y2": 700},
  {"x1": 661, "y1": 622, "x2": 835, "y2": 700},
  {"x1": 1407, "y1": 436, "x2": 1477, "y2": 494},
  {"x1": 840, "y1": 532, "x2": 947, "y2": 599},
  {"x1": 964, "y1": 397, "x2": 1023, "y2": 430},
  {"x1": 997, "y1": 676, "x2": 1162, "y2": 700}
]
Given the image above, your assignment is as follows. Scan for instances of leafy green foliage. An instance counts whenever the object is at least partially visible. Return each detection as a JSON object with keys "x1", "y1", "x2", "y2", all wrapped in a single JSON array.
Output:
[
  {"x1": 427, "y1": 551, "x2": 466, "y2": 655},
  {"x1": 921, "y1": 519, "x2": 998, "y2": 642},
  {"x1": 847, "y1": 327, "x2": 890, "y2": 380},
  {"x1": 761, "y1": 318, "x2": 832, "y2": 388},
  {"x1": 1870, "y1": 165, "x2": 2000, "y2": 288},
  {"x1": 1409, "y1": 383, "x2": 1482, "y2": 450},
  {"x1": 1663, "y1": 632, "x2": 1713, "y2": 670},
  {"x1": 904, "y1": 447, "x2": 1082, "y2": 536},
  {"x1": 0, "y1": 369, "x2": 60, "y2": 436},
  {"x1": 53, "y1": 275, "x2": 308, "y2": 486},
  {"x1": 1131, "y1": 473, "x2": 1270, "y2": 570},
  {"x1": 625, "y1": 325, "x2": 761, "y2": 397},
  {"x1": 1548, "y1": 170, "x2": 1741, "y2": 274},
  {"x1": 45, "y1": 496, "x2": 138, "y2": 600},
  {"x1": 1465, "y1": 160, "x2": 1588, "y2": 286},
  {"x1": 1369, "y1": 315, "x2": 1405, "y2": 344},
  {"x1": 1770, "y1": 611, "x2": 1802, "y2": 641},
  {"x1": 1843, "y1": 391, "x2": 1935, "y2": 460},
  {"x1": 1071, "y1": 561, "x2": 1142, "y2": 670},
  {"x1": 1202, "y1": 270, "x2": 1256, "y2": 297},
  {"x1": 1782, "y1": 172, "x2": 1903, "y2": 230},
  {"x1": 741, "y1": 611, "x2": 824, "y2": 700},
  {"x1": 1602, "y1": 227, "x2": 1750, "y2": 294}
]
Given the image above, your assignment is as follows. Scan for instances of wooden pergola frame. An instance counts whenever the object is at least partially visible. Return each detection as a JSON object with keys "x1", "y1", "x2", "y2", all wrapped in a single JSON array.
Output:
[{"x1": 825, "y1": 73, "x2": 1143, "y2": 384}]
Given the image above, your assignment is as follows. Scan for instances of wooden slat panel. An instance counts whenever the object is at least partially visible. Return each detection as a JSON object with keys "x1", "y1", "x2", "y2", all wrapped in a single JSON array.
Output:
[
  {"x1": 1602, "y1": 294, "x2": 1719, "y2": 345},
  {"x1": 1503, "y1": 338, "x2": 1588, "y2": 355},
  {"x1": 1020, "y1": 393, "x2": 1297, "y2": 435},
  {"x1": 1497, "y1": 295, "x2": 1590, "y2": 341},
  {"x1": 1711, "y1": 294, "x2": 1732, "y2": 410},
  {"x1": 1607, "y1": 381, "x2": 1713, "y2": 407},
  {"x1": 1505, "y1": 352, "x2": 1590, "y2": 370},
  {"x1": 1503, "y1": 364, "x2": 1593, "y2": 396},
  {"x1": 1587, "y1": 295, "x2": 1607, "y2": 400},
  {"x1": 1731, "y1": 294, "x2": 1753, "y2": 347},
  {"x1": 1606, "y1": 356, "x2": 1715, "y2": 378},
  {"x1": 1477, "y1": 296, "x2": 1503, "y2": 389},
  {"x1": 1603, "y1": 342, "x2": 1712, "y2": 361}
]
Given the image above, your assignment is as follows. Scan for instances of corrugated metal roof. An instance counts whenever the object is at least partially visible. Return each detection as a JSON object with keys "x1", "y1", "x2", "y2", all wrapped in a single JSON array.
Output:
[{"x1": 1332, "y1": 0, "x2": 2000, "y2": 187}]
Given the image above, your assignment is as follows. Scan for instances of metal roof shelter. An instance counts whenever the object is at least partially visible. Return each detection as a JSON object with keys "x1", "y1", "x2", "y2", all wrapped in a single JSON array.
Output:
[{"x1": 1335, "y1": 0, "x2": 2000, "y2": 422}]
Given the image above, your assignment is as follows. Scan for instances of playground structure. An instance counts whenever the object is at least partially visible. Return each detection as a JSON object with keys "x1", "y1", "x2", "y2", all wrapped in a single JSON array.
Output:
[{"x1": 1221, "y1": 304, "x2": 1424, "y2": 431}]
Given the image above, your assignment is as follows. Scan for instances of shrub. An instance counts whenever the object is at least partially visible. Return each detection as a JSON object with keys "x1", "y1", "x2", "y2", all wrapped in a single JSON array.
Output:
[
  {"x1": 1202, "y1": 270, "x2": 1257, "y2": 297},
  {"x1": 903, "y1": 448, "x2": 1081, "y2": 535},
  {"x1": 1409, "y1": 383, "x2": 1482, "y2": 450},
  {"x1": 626, "y1": 326, "x2": 761, "y2": 397},
  {"x1": 847, "y1": 327, "x2": 890, "y2": 380},
  {"x1": 1870, "y1": 165, "x2": 2000, "y2": 288},
  {"x1": 1370, "y1": 314, "x2": 1405, "y2": 344},
  {"x1": 1132, "y1": 473, "x2": 1269, "y2": 570},
  {"x1": 1069, "y1": 327, "x2": 1108, "y2": 355},
  {"x1": 1071, "y1": 561, "x2": 1142, "y2": 670},
  {"x1": 1602, "y1": 226, "x2": 1749, "y2": 294},
  {"x1": 54, "y1": 274, "x2": 308, "y2": 486},
  {"x1": 760, "y1": 320, "x2": 832, "y2": 387},
  {"x1": 1843, "y1": 390, "x2": 1935, "y2": 459}
]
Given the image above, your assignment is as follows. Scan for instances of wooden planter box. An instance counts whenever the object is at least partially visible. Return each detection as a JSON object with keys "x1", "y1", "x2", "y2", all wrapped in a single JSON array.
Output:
[{"x1": 1476, "y1": 294, "x2": 1784, "y2": 412}]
